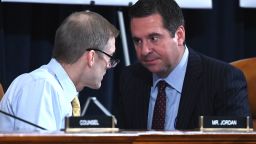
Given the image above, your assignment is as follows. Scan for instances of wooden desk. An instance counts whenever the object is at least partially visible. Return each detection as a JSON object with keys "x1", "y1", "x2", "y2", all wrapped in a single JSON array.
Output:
[{"x1": 1, "y1": 131, "x2": 256, "y2": 144}]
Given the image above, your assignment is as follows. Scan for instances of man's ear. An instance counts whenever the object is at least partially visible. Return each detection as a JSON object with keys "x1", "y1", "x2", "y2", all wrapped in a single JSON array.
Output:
[
  {"x1": 175, "y1": 25, "x2": 185, "y2": 46},
  {"x1": 86, "y1": 50, "x2": 95, "y2": 67}
]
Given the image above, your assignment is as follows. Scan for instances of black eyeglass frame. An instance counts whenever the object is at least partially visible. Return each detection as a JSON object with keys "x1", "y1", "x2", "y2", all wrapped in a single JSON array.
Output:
[{"x1": 86, "y1": 48, "x2": 120, "y2": 68}]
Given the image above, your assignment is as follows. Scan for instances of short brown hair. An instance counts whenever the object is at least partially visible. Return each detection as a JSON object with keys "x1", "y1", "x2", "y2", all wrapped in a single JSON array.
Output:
[{"x1": 53, "y1": 11, "x2": 119, "y2": 64}]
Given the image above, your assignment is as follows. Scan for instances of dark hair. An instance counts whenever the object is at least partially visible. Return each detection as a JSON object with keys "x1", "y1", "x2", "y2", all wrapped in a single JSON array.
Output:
[
  {"x1": 129, "y1": 0, "x2": 184, "y2": 37},
  {"x1": 53, "y1": 11, "x2": 119, "y2": 64}
]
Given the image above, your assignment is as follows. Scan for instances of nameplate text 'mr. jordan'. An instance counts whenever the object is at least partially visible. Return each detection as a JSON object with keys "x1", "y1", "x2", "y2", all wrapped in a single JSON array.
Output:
[{"x1": 199, "y1": 116, "x2": 252, "y2": 132}]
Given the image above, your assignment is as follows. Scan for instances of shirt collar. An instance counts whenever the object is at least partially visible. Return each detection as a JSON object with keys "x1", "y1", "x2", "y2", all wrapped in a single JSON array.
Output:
[
  {"x1": 153, "y1": 46, "x2": 189, "y2": 93},
  {"x1": 46, "y1": 58, "x2": 78, "y2": 102}
]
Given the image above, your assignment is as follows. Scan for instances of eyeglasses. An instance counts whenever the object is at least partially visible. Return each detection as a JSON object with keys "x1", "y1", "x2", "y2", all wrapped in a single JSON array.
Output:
[{"x1": 87, "y1": 48, "x2": 120, "y2": 68}]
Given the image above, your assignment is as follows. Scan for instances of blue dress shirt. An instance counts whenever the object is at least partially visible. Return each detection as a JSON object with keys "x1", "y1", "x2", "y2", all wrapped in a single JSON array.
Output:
[
  {"x1": 148, "y1": 47, "x2": 189, "y2": 130},
  {"x1": 0, "y1": 58, "x2": 78, "y2": 131}
]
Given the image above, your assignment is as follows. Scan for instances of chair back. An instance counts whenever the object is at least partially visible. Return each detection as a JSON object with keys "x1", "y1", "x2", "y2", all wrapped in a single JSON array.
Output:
[
  {"x1": 231, "y1": 57, "x2": 256, "y2": 129},
  {"x1": 0, "y1": 83, "x2": 4, "y2": 101}
]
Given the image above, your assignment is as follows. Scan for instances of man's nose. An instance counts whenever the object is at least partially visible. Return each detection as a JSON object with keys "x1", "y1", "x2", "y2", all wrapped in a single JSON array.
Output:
[{"x1": 141, "y1": 41, "x2": 152, "y2": 55}]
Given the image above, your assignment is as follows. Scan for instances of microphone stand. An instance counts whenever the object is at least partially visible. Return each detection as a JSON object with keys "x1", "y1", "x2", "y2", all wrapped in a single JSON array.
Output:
[{"x1": 0, "y1": 110, "x2": 47, "y2": 130}]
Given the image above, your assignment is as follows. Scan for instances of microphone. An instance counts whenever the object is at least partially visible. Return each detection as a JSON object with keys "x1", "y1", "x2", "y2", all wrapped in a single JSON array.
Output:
[
  {"x1": 81, "y1": 97, "x2": 117, "y2": 124},
  {"x1": 0, "y1": 110, "x2": 47, "y2": 130}
]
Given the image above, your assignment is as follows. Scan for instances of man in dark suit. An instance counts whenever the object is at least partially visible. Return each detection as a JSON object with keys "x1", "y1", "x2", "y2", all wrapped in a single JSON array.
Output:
[{"x1": 118, "y1": 0, "x2": 251, "y2": 130}]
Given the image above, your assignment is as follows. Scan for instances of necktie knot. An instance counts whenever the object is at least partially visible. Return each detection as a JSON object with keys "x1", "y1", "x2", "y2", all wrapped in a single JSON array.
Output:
[{"x1": 158, "y1": 80, "x2": 167, "y2": 90}]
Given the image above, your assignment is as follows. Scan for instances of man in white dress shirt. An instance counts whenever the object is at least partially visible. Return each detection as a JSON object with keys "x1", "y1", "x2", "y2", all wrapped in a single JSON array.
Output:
[{"x1": 0, "y1": 11, "x2": 119, "y2": 131}]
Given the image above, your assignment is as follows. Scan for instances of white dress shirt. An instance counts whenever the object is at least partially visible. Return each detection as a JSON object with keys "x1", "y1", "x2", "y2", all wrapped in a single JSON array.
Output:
[{"x1": 0, "y1": 58, "x2": 78, "y2": 131}]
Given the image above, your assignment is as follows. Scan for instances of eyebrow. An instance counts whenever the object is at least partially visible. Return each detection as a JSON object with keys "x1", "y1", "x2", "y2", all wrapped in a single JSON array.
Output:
[
  {"x1": 132, "y1": 32, "x2": 162, "y2": 39},
  {"x1": 148, "y1": 33, "x2": 162, "y2": 38}
]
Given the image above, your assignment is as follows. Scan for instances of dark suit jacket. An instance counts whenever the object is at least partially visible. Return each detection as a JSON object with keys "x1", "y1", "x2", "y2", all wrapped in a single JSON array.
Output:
[{"x1": 118, "y1": 48, "x2": 251, "y2": 130}]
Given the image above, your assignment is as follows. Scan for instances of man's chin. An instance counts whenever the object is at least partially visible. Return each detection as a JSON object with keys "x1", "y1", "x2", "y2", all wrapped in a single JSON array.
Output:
[
  {"x1": 144, "y1": 65, "x2": 160, "y2": 73},
  {"x1": 94, "y1": 83, "x2": 102, "y2": 89},
  {"x1": 88, "y1": 82, "x2": 101, "y2": 90},
  {"x1": 145, "y1": 66, "x2": 169, "y2": 77}
]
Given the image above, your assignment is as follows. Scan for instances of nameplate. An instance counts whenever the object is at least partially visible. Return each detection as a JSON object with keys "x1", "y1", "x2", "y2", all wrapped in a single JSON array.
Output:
[
  {"x1": 65, "y1": 116, "x2": 119, "y2": 132},
  {"x1": 199, "y1": 116, "x2": 252, "y2": 132}
]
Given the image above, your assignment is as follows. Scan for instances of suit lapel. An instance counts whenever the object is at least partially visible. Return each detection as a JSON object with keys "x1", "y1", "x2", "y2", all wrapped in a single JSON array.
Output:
[
  {"x1": 141, "y1": 78, "x2": 152, "y2": 128},
  {"x1": 175, "y1": 49, "x2": 203, "y2": 129},
  {"x1": 135, "y1": 63, "x2": 152, "y2": 128}
]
